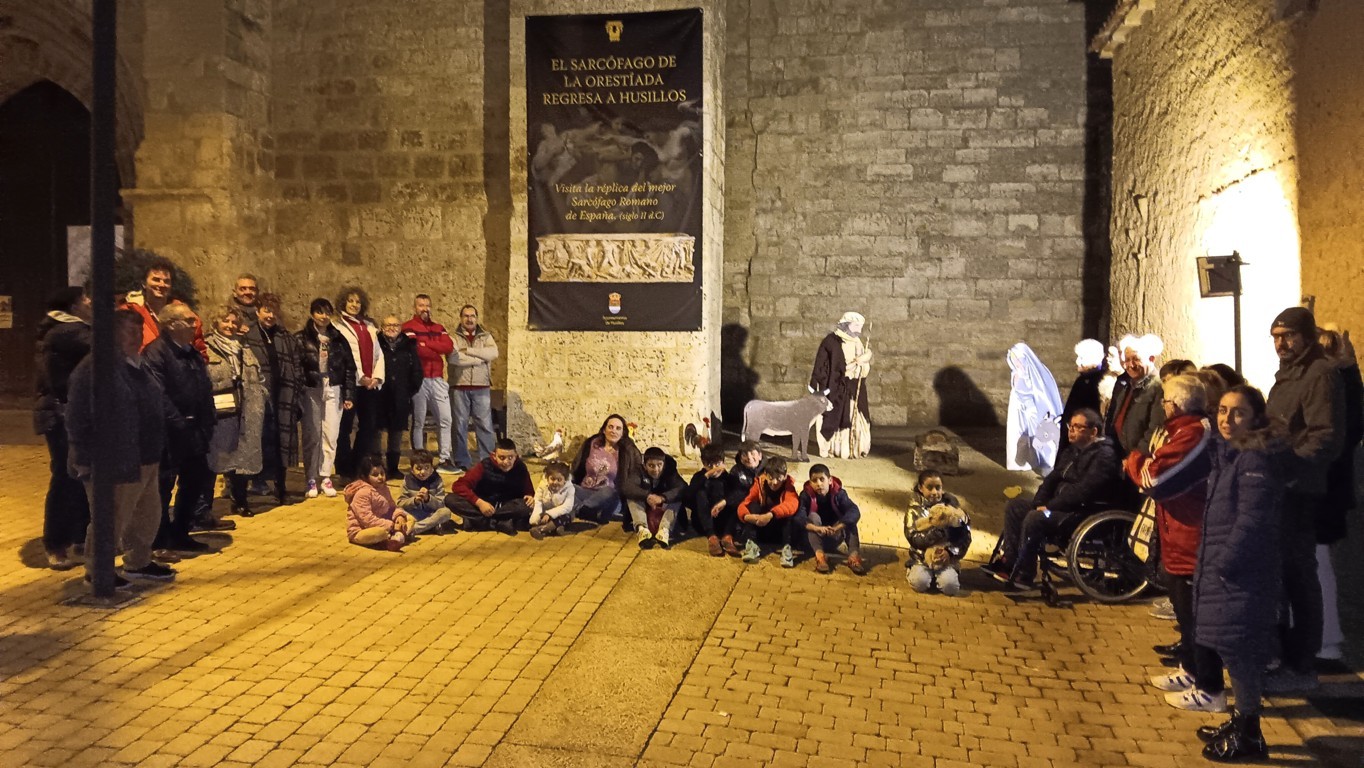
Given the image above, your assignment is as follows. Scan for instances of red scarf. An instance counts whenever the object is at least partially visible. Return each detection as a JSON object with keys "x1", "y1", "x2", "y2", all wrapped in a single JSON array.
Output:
[{"x1": 345, "y1": 316, "x2": 374, "y2": 377}]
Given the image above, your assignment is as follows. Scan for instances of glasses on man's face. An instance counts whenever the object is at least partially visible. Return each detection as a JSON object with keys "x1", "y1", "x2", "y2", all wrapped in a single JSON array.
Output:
[{"x1": 1066, "y1": 422, "x2": 1094, "y2": 432}]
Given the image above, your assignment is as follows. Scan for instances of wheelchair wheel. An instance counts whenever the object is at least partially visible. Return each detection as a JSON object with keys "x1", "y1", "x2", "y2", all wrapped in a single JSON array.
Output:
[{"x1": 1066, "y1": 510, "x2": 1149, "y2": 603}]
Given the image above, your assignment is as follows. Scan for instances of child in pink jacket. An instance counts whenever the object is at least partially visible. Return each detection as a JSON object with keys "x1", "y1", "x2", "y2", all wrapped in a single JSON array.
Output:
[{"x1": 345, "y1": 455, "x2": 411, "y2": 551}]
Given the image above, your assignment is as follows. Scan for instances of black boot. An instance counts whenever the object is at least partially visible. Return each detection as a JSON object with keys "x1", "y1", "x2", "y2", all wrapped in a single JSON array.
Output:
[
  {"x1": 1203, "y1": 709, "x2": 1268, "y2": 762},
  {"x1": 386, "y1": 453, "x2": 401, "y2": 478},
  {"x1": 1197, "y1": 710, "x2": 1237, "y2": 744}
]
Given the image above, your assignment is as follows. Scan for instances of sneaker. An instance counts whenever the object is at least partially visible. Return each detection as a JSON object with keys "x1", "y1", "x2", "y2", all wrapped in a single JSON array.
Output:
[
  {"x1": 1165, "y1": 688, "x2": 1228, "y2": 713},
  {"x1": 1150, "y1": 667, "x2": 1196, "y2": 692},
  {"x1": 1262, "y1": 667, "x2": 1319, "y2": 694},
  {"x1": 530, "y1": 524, "x2": 548, "y2": 541},
  {"x1": 124, "y1": 561, "x2": 177, "y2": 581},
  {"x1": 1006, "y1": 578, "x2": 1038, "y2": 593},
  {"x1": 779, "y1": 544, "x2": 795, "y2": 568},
  {"x1": 707, "y1": 536, "x2": 723, "y2": 557},
  {"x1": 1153, "y1": 640, "x2": 1184, "y2": 657},
  {"x1": 655, "y1": 529, "x2": 671, "y2": 549},
  {"x1": 814, "y1": 551, "x2": 831, "y2": 574},
  {"x1": 638, "y1": 529, "x2": 655, "y2": 549},
  {"x1": 306, "y1": 480, "x2": 319, "y2": 499},
  {"x1": 47, "y1": 551, "x2": 78, "y2": 571},
  {"x1": 321, "y1": 478, "x2": 337, "y2": 498},
  {"x1": 741, "y1": 539, "x2": 761, "y2": 563},
  {"x1": 847, "y1": 554, "x2": 867, "y2": 576},
  {"x1": 1150, "y1": 598, "x2": 1177, "y2": 620},
  {"x1": 721, "y1": 536, "x2": 741, "y2": 557},
  {"x1": 436, "y1": 461, "x2": 462, "y2": 475}
]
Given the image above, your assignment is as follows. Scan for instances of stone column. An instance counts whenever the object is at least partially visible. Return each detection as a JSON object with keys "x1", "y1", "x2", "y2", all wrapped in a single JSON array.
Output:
[
  {"x1": 124, "y1": 0, "x2": 272, "y2": 298},
  {"x1": 505, "y1": 1, "x2": 724, "y2": 454}
]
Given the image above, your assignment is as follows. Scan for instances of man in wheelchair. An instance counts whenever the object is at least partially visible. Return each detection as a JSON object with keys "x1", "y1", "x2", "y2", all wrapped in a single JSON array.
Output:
[{"x1": 984, "y1": 408, "x2": 1122, "y2": 590}]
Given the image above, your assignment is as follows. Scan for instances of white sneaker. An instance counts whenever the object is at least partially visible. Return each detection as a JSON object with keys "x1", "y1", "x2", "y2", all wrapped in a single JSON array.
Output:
[
  {"x1": 637, "y1": 529, "x2": 655, "y2": 549},
  {"x1": 1150, "y1": 667, "x2": 1195, "y2": 692},
  {"x1": 1165, "y1": 688, "x2": 1227, "y2": 712},
  {"x1": 1149, "y1": 598, "x2": 1176, "y2": 620},
  {"x1": 321, "y1": 478, "x2": 337, "y2": 498},
  {"x1": 306, "y1": 480, "x2": 319, "y2": 499}
]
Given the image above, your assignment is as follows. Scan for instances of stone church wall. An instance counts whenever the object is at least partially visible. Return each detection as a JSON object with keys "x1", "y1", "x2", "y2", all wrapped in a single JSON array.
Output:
[
  {"x1": 722, "y1": 0, "x2": 1090, "y2": 426},
  {"x1": 1106, "y1": 0, "x2": 1301, "y2": 390}
]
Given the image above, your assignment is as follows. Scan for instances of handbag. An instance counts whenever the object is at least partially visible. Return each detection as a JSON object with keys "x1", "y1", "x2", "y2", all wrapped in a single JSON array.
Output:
[
  {"x1": 213, "y1": 388, "x2": 239, "y2": 416},
  {"x1": 1128, "y1": 496, "x2": 1157, "y2": 562}
]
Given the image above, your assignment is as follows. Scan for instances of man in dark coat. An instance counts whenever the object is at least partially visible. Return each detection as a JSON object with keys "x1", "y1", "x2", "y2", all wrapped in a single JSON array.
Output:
[
  {"x1": 67, "y1": 309, "x2": 175, "y2": 583},
  {"x1": 986, "y1": 407, "x2": 1121, "y2": 588},
  {"x1": 1264, "y1": 306, "x2": 1345, "y2": 690},
  {"x1": 1103, "y1": 335, "x2": 1165, "y2": 457},
  {"x1": 142, "y1": 303, "x2": 215, "y2": 554},
  {"x1": 34, "y1": 287, "x2": 93, "y2": 568},
  {"x1": 257, "y1": 293, "x2": 305, "y2": 503}
]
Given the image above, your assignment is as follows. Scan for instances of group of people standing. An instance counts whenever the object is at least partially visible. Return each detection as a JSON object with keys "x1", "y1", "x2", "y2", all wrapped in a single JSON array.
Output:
[{"x1": 34, "y1": 258, "x2": 502, "y2": 584}]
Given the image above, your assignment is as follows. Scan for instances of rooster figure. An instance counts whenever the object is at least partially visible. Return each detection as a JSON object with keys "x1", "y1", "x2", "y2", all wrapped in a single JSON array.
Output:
[
  {"x1": 681, "y1": 417, "x2": 712, "y2": 459},
  {"x1": 531, "y1": 428, "x2": 564, "y2": 460}
]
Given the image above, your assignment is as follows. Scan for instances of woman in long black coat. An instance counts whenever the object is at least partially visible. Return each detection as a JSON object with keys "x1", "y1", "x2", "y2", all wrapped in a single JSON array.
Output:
[
  {"x1": 257, "y1": 293, "x2": 306, "y2": 504},
  {"x1": 1192, "y1": 385, "x2": 1285, "y2": 762},
  {"x1": 377, "y1": 315, "x2": 422, "y2": 476}
]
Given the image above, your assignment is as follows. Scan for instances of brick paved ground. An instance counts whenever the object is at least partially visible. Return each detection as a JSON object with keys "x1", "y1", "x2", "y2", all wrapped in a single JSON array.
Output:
[{"x1": 0, "y1": 421, "x2": 1359, "y2": 767}]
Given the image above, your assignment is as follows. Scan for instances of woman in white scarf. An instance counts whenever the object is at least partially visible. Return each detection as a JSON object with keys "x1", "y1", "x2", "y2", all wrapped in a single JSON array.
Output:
[{"x1": 809, "y1": 311, "x2": 872, "y2": 459}]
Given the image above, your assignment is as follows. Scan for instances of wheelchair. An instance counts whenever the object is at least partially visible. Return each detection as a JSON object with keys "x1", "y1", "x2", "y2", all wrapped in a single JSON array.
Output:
[{"x1": 991, "y1": 505, "x2": 1151, "y2": 607}]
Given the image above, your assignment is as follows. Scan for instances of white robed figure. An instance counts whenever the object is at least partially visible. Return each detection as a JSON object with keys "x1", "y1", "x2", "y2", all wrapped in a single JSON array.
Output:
[{"x1": 1006, "y1": 342, "x2": 1063, "y2": 475}]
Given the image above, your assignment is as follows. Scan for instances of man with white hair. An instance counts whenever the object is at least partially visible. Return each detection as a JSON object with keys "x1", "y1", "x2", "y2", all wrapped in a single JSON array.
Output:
[{"x1": 1104, "y1": 333, "x2": 1165, "y2": 456}]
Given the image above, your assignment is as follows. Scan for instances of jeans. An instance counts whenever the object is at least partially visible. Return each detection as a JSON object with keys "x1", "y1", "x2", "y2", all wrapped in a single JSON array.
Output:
[
  {"x1": 406, "y1": 500, "x2": 453, "y2": 535},
  {"x1": 337, "y1": 387, "x2": 381, "y2": 478},
  {"x1": 43, "y1": 424, "x2": 89, "y2": 555},
  {"x1": 804, "y1": 510, "x2": 860, "y2": 556},
  {"x1": 300, "y1": 384, "x2": 343, "y2": 481},
  {"x1": 411, "y1": 378, "x2": 452, "y2": 462},
  {"x1": 451, "y1": 387, "x2": 495, "y2": 467},
  {"x1": 574, "y1": 483, "x2": 620, "y2": 520},
  {"x1": 445, "y1": 495, "x2": 531, "y2": 530},
  {"x1": 908, "y1": 563, "x2": 960, "y2": 595}
]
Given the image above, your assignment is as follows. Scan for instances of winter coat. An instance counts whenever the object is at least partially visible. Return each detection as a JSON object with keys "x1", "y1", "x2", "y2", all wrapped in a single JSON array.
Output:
[
  {"x1": 205, "y1": 333, "x2": 267, "y2": 475},
  {"x1": 1060, "y1": 365, "x2": 1105, "y2": 450},
  {"x1": 334, "y1": 313, "x2": 386, "y2": 385},
  {"x1": 398, "y1": 469, "x2": 448, "y2": 518},
  {"x1": 1123, "y1": 411, "x2": 1212, "y2": 576},
  {"x1": 1034, "y1": 437, "x2": 1122, "y2": 513},
  {"x1": 809, "y1": 330, "x2": 871, "y2": 440},
  {"x1": 237, "y1": 306, "x2": 274, "y2": 394},
  {"x1": 142, "y1": 335, "x2": 215, "y2": 455},
  {"x1": 1193, "y1": 430, "x2": 1286, "y2": 662},
  {"x1": 1267, "y1": 345, "x2": 1346, "y2": 497},
  {"x1": 450, "y1": 325, "x2": 498, "y2": 388},
  {"x1": 904, "y1": 490, "x2": 969, "y2": 566},
  {"x1": 122, "y1": 291, "x2": 207, "y2": 358},
  {"x1": 262, "y1": 324, "x2": 306, "y2": 466},
  {"x1": 345, "y1": 479, "x2": 401, "y2": 542},
  {"x1": 402, "y1": 315, "x2": 455, "y2": 380},
  {"x1": 297, "y1": 322, "x2": 357, "y2": 402},
  {"x1": 33, "y1": 312, "x2": 91, "y2": 435},
  {"x1": 1320, "y1": 363, "x2": 1363, "y2": 543},
  {"x1": 453, "y1": 456, "x2": 535, "y2": 505},
  {"x1": 569, "y1": 429, "x2": 644, "y2": 503},
  {"x1": 624, "y1": 454, "x2": 686, "y2": 507},
  {"x1": 726, "y1": 459, "x2": 760, "y2": 511},
  {"x1": 796, "y1": 476, "x2": 862, "y2": 528},
  {"x1": 377, "y1": 333, "x2": 422, "y2": 432},
  {"x1": 738, "y1": 475, "x2": 800, "y2": 522},
  {"x1": 1104, "y1": 372, "x2": 1164, "y2": 456},
  {"x1": 687, "y1": 468, "x2": 733, "y2": 516},
  {"x1": 66, "y1": 356, "x2": 165, "y2": 483}
]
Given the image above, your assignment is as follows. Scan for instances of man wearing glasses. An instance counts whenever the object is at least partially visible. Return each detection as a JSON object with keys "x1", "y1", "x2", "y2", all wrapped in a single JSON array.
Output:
[{"x1": 983, "y1": 407, "x2": 1120, "y2": 590}]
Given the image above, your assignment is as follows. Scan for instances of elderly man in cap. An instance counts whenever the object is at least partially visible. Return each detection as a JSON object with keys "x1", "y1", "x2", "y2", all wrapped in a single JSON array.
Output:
[{"x1": 1264, "y1": 306, "x2": 1345, "y2": 692}]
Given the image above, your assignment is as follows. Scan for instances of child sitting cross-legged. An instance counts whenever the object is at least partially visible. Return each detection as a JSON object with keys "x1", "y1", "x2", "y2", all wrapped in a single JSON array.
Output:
[
  {"x1": 797, "y1": 463, "x2": 866, "y2": 575},
  {"x1": 529, "y1": 461, "x2": 576, "y2": 540},
  {"x1": 739, "y1": 456, "x2": 801, "y2": 566},
  {"x1": 626, "y1": 447, "x2": 686, "y2": 549},
  {"x1": 904, "y1": 470, "x2": 971, "y2": 595},
  {"x1": 686, "y1": 443, "x2": 736, "y2": 557},
  {"x1": 396, "y1": 450, "x2": 453, "y2": 536},
  {"x1": 345, "y1": 454, "x2": 412, "y2": 551}
]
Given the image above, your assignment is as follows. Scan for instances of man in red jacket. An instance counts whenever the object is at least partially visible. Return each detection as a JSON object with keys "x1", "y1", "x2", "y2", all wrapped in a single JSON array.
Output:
[{"x1": 402, "y1": 294, "x2": 457, "y2": 474}]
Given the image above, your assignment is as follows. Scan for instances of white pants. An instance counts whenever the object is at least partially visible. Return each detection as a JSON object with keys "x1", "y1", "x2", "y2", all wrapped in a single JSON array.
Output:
[{"x1": 301, "y1": 384, "x2": 343, "y2": 481}]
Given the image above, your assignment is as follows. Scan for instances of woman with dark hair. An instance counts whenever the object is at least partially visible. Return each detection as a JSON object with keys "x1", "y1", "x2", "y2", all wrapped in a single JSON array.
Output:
[
  {"x1": 570, "y1": 414, "x2": 643, "y2": 531},
  {"x1": 297, "y1": 298, "x2": 356, "y2": 498},
  {"x1": 205, "y1": 304, "x2": 268, "y2": 516},
  {"x1": 34, "y1": 286, "x2": 92, "y2": 569},
  {"x1": 1192, "y1": 385, "x2": 1285, "y2": 762},
  {"x1": 255, "y1": 293, "x2": 306, "y2": 505},
  {"x1": 333, "y1": 287, "x2": 385, "y2": 478}
]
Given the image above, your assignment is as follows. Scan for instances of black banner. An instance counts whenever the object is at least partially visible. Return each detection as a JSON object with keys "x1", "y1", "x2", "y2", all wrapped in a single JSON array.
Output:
[{"x1": 526, "y1": 9, "x2": 703, "y2": 331}]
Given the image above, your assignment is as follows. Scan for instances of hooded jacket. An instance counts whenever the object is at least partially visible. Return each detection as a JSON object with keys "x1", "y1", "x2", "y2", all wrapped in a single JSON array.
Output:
[
  {"x1": 345, "y1": 479, "x2": 400, "y2": 542},
  {"x1": 1124, "y1": 411, "x2": 1212, "y2": 576},
  {"x1": 795, "y1": 476, "x2": 861, "y2": 528},
  {"x1": 626, "y1": 453, "x2": 686, "y2": 506},
  {"x1": 33, "y1": 311, "x2": 91, "y2": 434},
  {"x1": 738, "y1": 475, "x2": 799, "y2": 522}
]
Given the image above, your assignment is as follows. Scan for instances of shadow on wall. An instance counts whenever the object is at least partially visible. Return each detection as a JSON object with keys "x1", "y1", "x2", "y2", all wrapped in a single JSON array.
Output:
[
  {"x1": 932, "y1": 366, "x2": 1004, "y2": 466},
  {"x1": 720, "y1": 323, "x2": 760, "y2": 427}
]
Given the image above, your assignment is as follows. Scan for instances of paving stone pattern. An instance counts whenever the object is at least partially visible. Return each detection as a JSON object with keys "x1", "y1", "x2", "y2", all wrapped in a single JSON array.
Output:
[{"x1": 0, "y1": 441, "x2": 1339, "y2": 766}]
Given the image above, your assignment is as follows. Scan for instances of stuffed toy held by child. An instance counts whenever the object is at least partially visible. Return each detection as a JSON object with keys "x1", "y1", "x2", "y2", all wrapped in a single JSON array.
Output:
[{"x1": 913, "y1": 503, "x2": 969, "y2": 566}]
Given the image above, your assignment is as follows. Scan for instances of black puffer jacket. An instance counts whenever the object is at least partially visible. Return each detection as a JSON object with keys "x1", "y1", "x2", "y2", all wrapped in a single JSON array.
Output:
[
  {"x1": 33, "y1": 312, "x2": 92, "y2": 435},
  {"x1": 296, "y1": 323, "x2": 357, "y2": 402},
  {"x1": 142, "y1": 335, "x2": 216, "y2": 455}
]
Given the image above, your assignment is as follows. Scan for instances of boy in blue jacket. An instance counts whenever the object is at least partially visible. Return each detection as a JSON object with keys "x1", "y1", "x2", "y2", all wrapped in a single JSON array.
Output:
[{"x1": 796, "y1": 464, "x2": 866, "y2": 575}]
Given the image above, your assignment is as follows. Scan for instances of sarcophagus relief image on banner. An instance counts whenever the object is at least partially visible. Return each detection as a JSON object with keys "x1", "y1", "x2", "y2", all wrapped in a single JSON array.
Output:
[{"x1": 526, "y1": 9, "x2": 703, "y2": 331}]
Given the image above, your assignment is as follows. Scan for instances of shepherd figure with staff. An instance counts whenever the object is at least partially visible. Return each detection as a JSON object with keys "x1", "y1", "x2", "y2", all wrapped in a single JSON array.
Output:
[{"x1": 809, "y1": 311, "x2": 872, "y2": 459}]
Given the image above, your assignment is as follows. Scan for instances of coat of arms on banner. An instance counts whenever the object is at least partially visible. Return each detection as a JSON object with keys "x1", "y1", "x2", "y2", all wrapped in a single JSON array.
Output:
[{"x1": 608, "y1": 292, "x2": 622, "y2": 315}]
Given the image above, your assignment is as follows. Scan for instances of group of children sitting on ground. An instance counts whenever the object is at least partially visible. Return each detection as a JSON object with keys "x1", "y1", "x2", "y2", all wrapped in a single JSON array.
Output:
[{"x1": 342, "y1": 438, "x2": 974, "y2": 592}]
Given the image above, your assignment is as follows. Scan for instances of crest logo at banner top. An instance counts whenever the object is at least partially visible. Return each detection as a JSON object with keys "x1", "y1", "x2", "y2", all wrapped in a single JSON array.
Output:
[
  {"x1": 606, "y1": 21, "x2": 623, "y2": 41},
  {"x1": 608, "y1": 292, "x2": 622, "y2": 315}
]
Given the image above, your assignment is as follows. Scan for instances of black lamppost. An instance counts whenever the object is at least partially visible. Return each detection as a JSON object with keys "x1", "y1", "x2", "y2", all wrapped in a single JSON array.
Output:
[{"x1": 1196, "y1": 252, "x2": 1245, "y2": 375}]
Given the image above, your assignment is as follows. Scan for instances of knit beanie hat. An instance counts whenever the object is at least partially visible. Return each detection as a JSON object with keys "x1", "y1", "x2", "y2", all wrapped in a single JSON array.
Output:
[{"x1": 1271, "y1": 306, "x2": 1317, "y2": 338}]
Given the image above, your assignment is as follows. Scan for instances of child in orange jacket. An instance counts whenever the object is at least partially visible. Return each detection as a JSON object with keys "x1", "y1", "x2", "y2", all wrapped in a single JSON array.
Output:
[{"x1": 738, "y1": 456, "x2": 801, "y2": 566}]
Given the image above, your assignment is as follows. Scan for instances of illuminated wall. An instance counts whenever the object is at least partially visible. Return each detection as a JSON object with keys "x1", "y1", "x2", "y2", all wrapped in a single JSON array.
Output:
[{"x1": 1106, "y1": 0, "x2": 1302, "y2": 391}]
